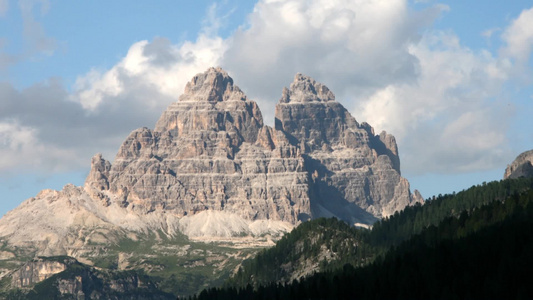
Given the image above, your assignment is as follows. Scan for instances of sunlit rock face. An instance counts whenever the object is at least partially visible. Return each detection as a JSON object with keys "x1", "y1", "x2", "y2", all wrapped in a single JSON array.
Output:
[
  {"x1": 108, "y1": 67, "x2": 311, "y2": 227},
  {"x1": 504, "y1": 149, "x2": 533, "y2": 179},
  {"x1": 0, "y1": 67, "x2": 422, "y2": 258},
  {"x1": 275, "y1": 73, "x2": 420, "y2": 221}
]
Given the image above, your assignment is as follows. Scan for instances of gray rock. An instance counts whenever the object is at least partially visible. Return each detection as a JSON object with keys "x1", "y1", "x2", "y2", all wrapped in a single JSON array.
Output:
[
  {"x1": 0, "y1": 68, "x2": 422, "y2": 257},
  {"x1": 106, "y1": 68, "x2": 310, "y2": 223},
  {"x1": 504, "y1": 149, "x2": 533, "y2": 179},
  {"x1": 275, "y1": 73, "x2": 421, "y2": 220},
  {"x1": 11, "y1": 257, "x2": 70, "y2": 288}
]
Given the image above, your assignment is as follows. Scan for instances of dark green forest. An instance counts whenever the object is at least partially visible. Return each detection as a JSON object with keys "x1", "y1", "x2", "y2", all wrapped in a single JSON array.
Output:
[
  {"x1": 190, "y1": 177, "x2": 533, "y2": 299},
  {"x1": 225, "y1": 217, "x2": 373, "y2": 288}
]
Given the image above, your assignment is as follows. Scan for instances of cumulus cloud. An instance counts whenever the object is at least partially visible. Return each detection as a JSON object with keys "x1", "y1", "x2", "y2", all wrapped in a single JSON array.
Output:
[
  {"x1": 0, "y1": 81, "x2": 98, "y2": 172},
  {"x1": 0, "y1": 73, "x2": 175, "y2": 173},
  {"x1": 1, "y1": 0, "x2": 530, "y2": 180},
  {"x1": 222, "y1": 0, "x2": 444, "y2": 115},
  {"x1": 0, "y1": 33, "x2": 226, "y2": 173},
  {"x1": 501, "y1": 7, "x2": 533, "y2": 64},
  {"x1": 218, "y1": 0, "x2": 514, "y2": 174},
  {"x1": 71, "y1": 35, "x2": 225, "y2": 110},
  {"x1": 358, "y1": 31, "x2": 513, "y2": 174}
]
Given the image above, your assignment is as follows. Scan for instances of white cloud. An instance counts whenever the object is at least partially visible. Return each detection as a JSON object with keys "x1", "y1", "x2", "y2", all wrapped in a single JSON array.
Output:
[
  {"x1": 221, "y1": 0, "x2": 445, "y2": 123},
  {"x1": 1, "y1": 0, "x2": 530, "y2": 180},
  {"x1": 71, "y1": 35, "x2": 225, "y2": 110},
  {"x1": 359, "y1": 31, "x2": 512, "y2": 174},
  {"x1": 0, "y1": 4, "x2": 228, "y2": 174},
  {"x1": 219, "y1": 0, "x2": 513, "y2": 174},
  {"x1": 0, "y1": 120, "x2": 78, "y2": 172},
  {"x1": 501, "y1": 7, "x2": 533, "y2": 64}
]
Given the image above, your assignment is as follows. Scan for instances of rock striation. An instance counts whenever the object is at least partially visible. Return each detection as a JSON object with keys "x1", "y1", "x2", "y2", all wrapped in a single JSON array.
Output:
[
  {"x1": 105, "y1": 67, "x2": 311, "y2": 231},
  {"x1": 0, "y1": 67, "x2": 422, "y2": 258},
  {"x1": 504, "y1": 149, "x2": 533, "y2": 179},
  {"x1": 275, "y1": 74, "x2": 413, "y2": 220}
]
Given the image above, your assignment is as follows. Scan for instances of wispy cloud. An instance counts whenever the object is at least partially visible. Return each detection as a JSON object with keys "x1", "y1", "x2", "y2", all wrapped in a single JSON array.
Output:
[
  {"x1": 18, "y1": 0, "x2": 55, "y2": 55},
  {"x1": 0, "y1": 0, "x2": 56, "y2": 70},
  {"x1": 0, "y1": 0, "x2": 8, "y2": 17}
]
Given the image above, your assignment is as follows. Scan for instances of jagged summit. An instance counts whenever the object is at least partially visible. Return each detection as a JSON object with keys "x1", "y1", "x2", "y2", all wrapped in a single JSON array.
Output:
[
  {"x1": 280, "y1": 73, "x2": 335, "y2": 104},
  {"x1": 0, "y1": 67, "x2": 422, "y2": 260},
  {"x1": 179, "y1": 67, "x2": 247, "y2": 103},
  {"x1": 504, "y1": 149, "x2": 533, "y2": 179},
  {"x1": 276, "y1": 74, "x2": 359, "y2": 150},
  {"x1": 154, "y1": 67, "x2": 263, "y2": 140}
]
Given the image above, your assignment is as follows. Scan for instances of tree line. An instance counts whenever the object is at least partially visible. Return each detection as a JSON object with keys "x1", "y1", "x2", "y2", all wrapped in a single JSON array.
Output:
[{"x1": 186, "y1": 177, "x2": 533, "y2": 299}]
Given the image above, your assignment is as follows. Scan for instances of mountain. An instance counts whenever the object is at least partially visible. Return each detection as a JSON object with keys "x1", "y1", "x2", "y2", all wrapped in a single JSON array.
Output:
[
  {"x1": 0, "y1": 67, "x2": 420, "y2": 249},
  {"x1": 0, "y1": 67, "x2": 421, "y2": 297},
  {"x1": 504, "y1": 149, "x2": 533, "y2": 179},
  {"x1": 275, "y1": 73, "x2": 421, "y2": 221}
]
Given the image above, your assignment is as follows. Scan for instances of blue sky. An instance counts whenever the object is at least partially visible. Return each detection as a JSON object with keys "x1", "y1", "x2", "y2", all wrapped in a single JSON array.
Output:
[{"x1": 1, "y1": 0, "x2": 532, "y2": 216}]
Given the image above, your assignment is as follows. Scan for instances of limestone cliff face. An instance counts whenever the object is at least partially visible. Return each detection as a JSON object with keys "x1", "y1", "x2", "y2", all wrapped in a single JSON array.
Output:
[
  {"x1": 11, "y1": 258, "x2": 69, "y2": 288},
  {"x1": 504, "y1": 150, "x2": 533, "y2": 179},
  {"x1": 0, "y1": 67, "x2": 421, "y2": 258},
  {"x1": 105, "y1": 67, "x2": 311, "y2": 226},
  {"x1": 10, "y1": 257, "x2": 173, "y2": 299},
  {"x1": 275, "y1": 74, "x2": 420, "y2": 220}
]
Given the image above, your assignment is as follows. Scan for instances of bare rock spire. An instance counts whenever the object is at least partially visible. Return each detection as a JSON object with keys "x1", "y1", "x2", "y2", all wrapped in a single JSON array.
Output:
[{"x1": 279, "y1": 73, "x2": 335, "y2": 103}]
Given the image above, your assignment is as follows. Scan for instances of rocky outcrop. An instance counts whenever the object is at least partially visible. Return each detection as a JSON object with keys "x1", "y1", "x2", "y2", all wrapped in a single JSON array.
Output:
[
  {"x1": 504, "y1": 150, "x2": 533, "y2": 179},
  {"x1": 11, "y1": 257, "x2": 70, "y2": 288},
  {"x1": 0, "y1": 67, "x2": 421, "y2": 258},
  {"x1": 10, "y1": 257, "x2": 174, "y2": 299}
]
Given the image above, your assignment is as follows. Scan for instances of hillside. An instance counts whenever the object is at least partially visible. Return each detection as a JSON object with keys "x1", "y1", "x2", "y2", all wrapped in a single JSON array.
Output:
[
  {"x1": 196, "y1": 177, "x2": 533, "y2": 299},
  {"x1": 227, "y1": 218, "x2": 372, "y2": 288},
  {"x1": 0, "y1": 256, "x2": 174, "y2": 300},
  {"x1": 0, "y1": 232, "x2": 258, "y2": 297}
]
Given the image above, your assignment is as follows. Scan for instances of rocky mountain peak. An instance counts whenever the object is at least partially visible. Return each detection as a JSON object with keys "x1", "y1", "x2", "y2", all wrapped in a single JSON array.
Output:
[
  {"x1": 154, "y1": 68, "x2": 263, "y2": 140},
  {"x1": 0, "y1": 67, "x2": 422, "y2": 262},
  {"x1": 180, "y1": 66, "x2": 246, "y2": 103},
  {"x1": 275, "y1": 74, "x2": 359, "y2": 150},
  {"x1": 280, "y1": 73, "x2": 335, "y2": 104},
  {"x1": 85, "y1": 153, "x2": 111, "y2": 191},
  {"x1": 504, "y1": 149, "x2": 533, "y2": 179}
]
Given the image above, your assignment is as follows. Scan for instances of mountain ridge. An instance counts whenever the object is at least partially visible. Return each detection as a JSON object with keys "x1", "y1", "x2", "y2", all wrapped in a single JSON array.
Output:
[
  {"x1": 0, "y1": 67, "x2": 421, "y2": 254},
  {"x1": 0, "y1": 67, "x2": 422, "y2": 296}
]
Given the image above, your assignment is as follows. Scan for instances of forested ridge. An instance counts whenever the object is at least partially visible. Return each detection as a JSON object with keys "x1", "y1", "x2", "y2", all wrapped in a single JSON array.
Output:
[
  {"x1": 189, "y1": 177, "x2": 533, "y2": 299},
  {"x1": 226, "y1": 218, "x2": 373, "y2": 288},
  {"x1": 369, "y1": 177, "x2": 533, "y2": 247}
]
